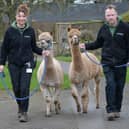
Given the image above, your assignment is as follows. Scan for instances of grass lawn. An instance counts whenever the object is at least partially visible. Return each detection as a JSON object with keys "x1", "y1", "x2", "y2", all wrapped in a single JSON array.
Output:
[
  {"x1": 55, "y1": 56, "x2": 71, "y2": 62},
  {"x1": 0, "y1": 59, "x2": 129, "y2": 91},
  {"x1": 0, "y1": 61, "x2": 70, "y2": 91},
  {"x1": 126, "y1": 69, "x2": 129, "y2": 83}
]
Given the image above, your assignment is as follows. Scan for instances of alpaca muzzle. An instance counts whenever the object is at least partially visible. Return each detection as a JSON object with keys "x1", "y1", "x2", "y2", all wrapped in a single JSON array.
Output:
[
  {"x1": 39, "y1": 39, "x2": 52, "y2": 50},
  {"x1": 71, "y1": 36, "x2": 80, "y2": 45}
]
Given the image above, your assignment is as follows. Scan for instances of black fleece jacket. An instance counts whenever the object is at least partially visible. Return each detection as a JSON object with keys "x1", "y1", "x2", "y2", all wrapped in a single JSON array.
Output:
[
  {"x1": 86, "y1": 21, "x2": 129, "y2": 66},
  {"x1": 0, "y1": 25, "x2": 42, "y2": 67}
]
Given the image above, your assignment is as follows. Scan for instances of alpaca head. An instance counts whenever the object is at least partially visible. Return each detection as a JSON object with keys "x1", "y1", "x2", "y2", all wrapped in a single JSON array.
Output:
[
  {"x1": 67, "y1": 28, "x2": 81, "y2": 46},
  {"x1": 38, "y1": 32, "x2": 53, "y2": 50}
]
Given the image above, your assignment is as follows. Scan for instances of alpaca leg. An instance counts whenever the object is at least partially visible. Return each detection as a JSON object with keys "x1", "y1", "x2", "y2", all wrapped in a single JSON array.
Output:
[
  {"x1": 46, "y1": 96, "x2": 52, "y2": 117},
  {"x1": 54, "y1": 99, "x2": 61, "y2": 114},
  {"x1": 54, "y1": 88, "x2": 61, "y2": 114},
  {"x1": 94, "y1": 76, "x2": 101, "y2": 109},
  {"x1": 42, "y1": 87, "x2": 52, "y2": 117},
  {"x1": 71, "y1": 84, "x2": 81, "y2": 113},
  {"x1": 81, "y1": 85, "x2": 89, "y2": 113}
]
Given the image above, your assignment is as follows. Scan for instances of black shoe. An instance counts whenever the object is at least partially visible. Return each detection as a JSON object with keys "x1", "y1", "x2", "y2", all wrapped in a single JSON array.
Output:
[
  {"x1": 19, "y1": 112, "x2": 28, "y2": 122},
  {"x1": 107, "y1": 113, "x2": 115, "y2": 121}
]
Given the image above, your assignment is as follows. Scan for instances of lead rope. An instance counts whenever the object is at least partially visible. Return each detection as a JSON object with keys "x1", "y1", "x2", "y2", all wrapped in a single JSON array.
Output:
[{"x1": 0, "y1": 57, "x2": 47, "y2": 100}]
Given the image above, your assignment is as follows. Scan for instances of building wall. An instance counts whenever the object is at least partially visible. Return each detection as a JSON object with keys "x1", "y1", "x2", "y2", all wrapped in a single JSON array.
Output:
[
  {"x1": 31, "y1": 21, "x2": 103, "y2": 56},
  {"x1": 55, "y1": 21, "x2": 103, "y2": 55}
]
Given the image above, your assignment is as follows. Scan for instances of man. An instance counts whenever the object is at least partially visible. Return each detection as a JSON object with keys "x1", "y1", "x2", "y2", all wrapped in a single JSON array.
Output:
[{"x1": 80, "y1": 4, "x2": 129, "y2": 121}]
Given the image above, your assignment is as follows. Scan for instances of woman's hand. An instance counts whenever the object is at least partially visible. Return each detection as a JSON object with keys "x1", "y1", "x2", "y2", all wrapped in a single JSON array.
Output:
[{"x1": 0, "y1": 65, "x2": 4, "y2": 72}]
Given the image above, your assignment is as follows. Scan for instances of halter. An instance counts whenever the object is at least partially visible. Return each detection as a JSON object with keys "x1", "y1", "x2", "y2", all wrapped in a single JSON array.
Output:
[
  {"x1": 45, "y1": 40, "x2": 53, "y2": 50},
  {"x1": 0, "y1": 57, "x2": 47, "y2": 100},
  {"x1": 39, "y1": 39, "x2": 53, "y2": 50},
  {"x1": 71, "y1": 35, "x2": 80, "y2": 46}
]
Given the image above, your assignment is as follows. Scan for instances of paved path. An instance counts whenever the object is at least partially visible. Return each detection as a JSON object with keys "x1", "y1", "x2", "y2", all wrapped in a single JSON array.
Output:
[
  {"x1": 0, "y1": 62, "x2": 129, "y2": 129},
  {"x1": 0, "y1": 80, "x2": 129, "y2": 129},
  {"x1": 60, "y1": 61, "x2": 70, "y2": 73}
]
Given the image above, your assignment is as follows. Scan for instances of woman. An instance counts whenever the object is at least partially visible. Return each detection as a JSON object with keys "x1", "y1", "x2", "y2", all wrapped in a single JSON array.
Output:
[{"x1": 0, "y1": 4, "x2": 49, "y2": 122}]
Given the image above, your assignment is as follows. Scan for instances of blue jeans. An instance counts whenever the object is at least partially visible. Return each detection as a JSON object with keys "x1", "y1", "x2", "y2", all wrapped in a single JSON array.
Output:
[{"x1": 103, "y1": 66, "x2": 126, "y2": 113}]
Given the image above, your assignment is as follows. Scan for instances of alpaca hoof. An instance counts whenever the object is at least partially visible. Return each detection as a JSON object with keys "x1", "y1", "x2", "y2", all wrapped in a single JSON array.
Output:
[
  {"x1": 55, "y1": 112, "x2": 60, "y2": 115},
  {"x1": 96, "y1": 105, "x2": 100, "y2": 109},
  {"x1": 83, "y1": 111, "x2": 87, "y2": 114},
  {"x1": 55, "y1": 109, "x2": 60, "y2": 115},
  {"x1": 45, "y1": 113, "x2": 51, "y2": 117}
]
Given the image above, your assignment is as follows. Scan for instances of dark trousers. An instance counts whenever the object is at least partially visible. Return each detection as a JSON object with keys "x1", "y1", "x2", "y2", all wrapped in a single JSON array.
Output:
[
  {"x1": 103, "y1": 66, "x2": 126, "y2": 113},
  {"x1": 8, "y1": 64, "x2": 32, "y2": 112}
]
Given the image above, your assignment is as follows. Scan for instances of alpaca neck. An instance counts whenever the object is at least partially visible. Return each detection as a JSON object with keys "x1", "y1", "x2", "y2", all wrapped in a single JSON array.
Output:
[
  {"x1": 45, "y1": 55, "x2": 56, "y2": 77},
  {"x1": 71, "y1": 46, "x2": 83, "y2": 70},
  {"x1": 45, "y1": 55, "x2": 54, "y2": 69}
]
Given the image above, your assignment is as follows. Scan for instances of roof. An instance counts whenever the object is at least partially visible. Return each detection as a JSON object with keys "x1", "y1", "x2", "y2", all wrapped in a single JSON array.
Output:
[{"x1": 30, "y1": 2, "x2": 129, "y2": 22}]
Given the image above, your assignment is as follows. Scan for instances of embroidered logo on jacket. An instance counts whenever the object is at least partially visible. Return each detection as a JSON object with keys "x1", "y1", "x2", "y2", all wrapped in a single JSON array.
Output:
[
  {"x1": 24, "y1": 35, "x2": 31, "y2": 38},
  {"x1": 116, "y1": 33, "x2": 124, "y2": 36}
]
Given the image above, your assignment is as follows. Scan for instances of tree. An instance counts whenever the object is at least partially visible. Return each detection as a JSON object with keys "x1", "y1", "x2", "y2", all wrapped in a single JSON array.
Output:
[
  {"x1": 0, "y1": 0, "x2": 23, "y2": 24},
  {"x1": 32, "y1": 0, "x2": 74, "y2": 14},
  {"x1": 0, "y1": 0, "x2": 75, "y2": 25}
]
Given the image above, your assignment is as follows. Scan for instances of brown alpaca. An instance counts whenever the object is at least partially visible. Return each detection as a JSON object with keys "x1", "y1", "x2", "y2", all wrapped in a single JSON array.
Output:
[
  {"x1": 68, "y1": 28, "x2": 102, "y2": 113},
  {"x1": 37, "y1": 32, "x2": 64, "y2": 117}
]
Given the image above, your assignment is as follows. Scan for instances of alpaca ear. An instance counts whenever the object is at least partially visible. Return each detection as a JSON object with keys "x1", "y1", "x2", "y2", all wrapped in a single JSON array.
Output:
[
  {"x1": 78, "y1": 26, "x2": 82, "y2": 31},
  {"x1": 50, "y1": 32, "x2": 53, "y2": 36},
  {"x1": 37, "y1": 29, "x2": 43, "y2": 35},
  {"x1": 67, "y1": 27, "x2": 71, "y2": 32}
]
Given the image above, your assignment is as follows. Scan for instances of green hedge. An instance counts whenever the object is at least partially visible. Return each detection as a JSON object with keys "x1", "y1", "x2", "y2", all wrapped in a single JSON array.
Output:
[{"x1": 122, "y1": 11, "x2": 129, "y2": 22}]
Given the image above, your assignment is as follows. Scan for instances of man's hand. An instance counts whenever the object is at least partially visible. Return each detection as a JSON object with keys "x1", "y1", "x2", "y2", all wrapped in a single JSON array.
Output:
[
  {"x1": 42, "y1": 50, "x2": 50, "y2": 56},
  {"x1": 79, "y1": 43, "x2": 85, "y2": 49},
  {"x1": 127, "y1": 62, "x2": 129, "y2": 67}
]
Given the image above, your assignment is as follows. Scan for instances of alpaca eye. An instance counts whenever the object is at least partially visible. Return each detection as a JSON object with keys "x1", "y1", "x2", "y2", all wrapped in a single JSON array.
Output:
[{"x1": 46, "y1": 40, "x2": 50, "y2": 43}]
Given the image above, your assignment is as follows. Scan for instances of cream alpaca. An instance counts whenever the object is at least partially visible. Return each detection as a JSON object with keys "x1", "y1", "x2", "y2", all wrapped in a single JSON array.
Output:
[{"x1": 37, "y1": 32, "x2": 64, "y2": 117}]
